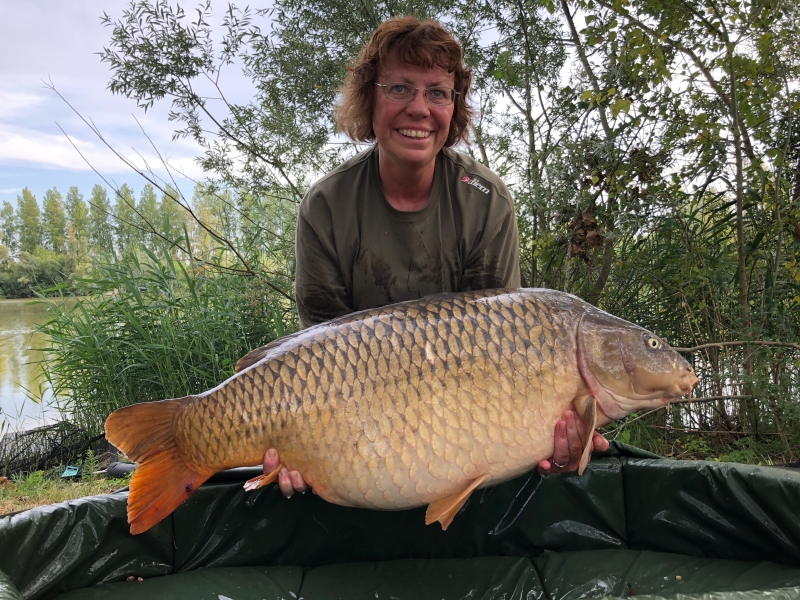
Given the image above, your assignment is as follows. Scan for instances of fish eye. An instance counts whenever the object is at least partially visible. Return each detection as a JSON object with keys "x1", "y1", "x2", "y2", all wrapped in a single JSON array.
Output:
[{"x1": 644, "y1": 335, "x2": 661, "y2": 349}]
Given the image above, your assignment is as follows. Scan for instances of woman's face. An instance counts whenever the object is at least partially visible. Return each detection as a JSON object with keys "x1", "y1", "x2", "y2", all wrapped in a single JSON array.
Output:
[{"x1": 372, "y1": 60, "x2": 455, "y2": 172}]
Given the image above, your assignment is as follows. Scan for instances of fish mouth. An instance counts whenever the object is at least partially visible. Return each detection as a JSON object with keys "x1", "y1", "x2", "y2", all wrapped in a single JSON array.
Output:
[
  {"x1": 675, "y1": 370, "x2": 699, "y2": 398},
  {"x1": 656, "y1": 372, "x2": 699, "y2": 406}
]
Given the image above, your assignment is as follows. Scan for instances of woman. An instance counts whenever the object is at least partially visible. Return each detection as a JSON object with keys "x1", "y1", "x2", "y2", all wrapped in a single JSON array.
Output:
[{"x1": 264, "y1": 17, "x2": 607, "y2": 497}]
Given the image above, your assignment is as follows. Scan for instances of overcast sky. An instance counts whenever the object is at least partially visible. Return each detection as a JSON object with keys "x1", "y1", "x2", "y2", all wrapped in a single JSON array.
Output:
[{"x1": 0, "y1": 1, "x2": 222, "y2": 208}]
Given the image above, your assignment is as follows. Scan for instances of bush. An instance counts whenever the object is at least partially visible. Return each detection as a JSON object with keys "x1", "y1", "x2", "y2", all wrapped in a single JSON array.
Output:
[{"x1": 0, "y1": 250, "x2": 72, "y2": 298}]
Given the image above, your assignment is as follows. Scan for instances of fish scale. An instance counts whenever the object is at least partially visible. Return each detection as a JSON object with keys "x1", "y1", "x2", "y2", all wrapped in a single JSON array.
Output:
[{"x1": 106, "y1": 288, "x2": 697, "y2": 534}]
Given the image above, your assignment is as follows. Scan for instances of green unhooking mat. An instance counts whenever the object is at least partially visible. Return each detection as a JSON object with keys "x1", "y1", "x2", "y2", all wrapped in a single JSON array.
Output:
[{"x1": 1, "y1": 443, "x2": 799, "y2": 600}]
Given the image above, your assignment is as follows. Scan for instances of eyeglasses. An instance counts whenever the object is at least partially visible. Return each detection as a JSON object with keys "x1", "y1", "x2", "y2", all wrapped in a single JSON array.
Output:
[{"x1": 375, "y1": 82, "x2": 459, "y2": 106}]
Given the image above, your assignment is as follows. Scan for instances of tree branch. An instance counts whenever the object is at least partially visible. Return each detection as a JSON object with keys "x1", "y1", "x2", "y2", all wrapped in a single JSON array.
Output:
[{"x1": 674, "y1": 341, "x2": 800, "y2": 353}]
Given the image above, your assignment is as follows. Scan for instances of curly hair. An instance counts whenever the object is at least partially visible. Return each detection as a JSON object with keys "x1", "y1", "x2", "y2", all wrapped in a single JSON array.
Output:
[{"x1": 336, "y1": 16, "x2": 473, "y2": 147}]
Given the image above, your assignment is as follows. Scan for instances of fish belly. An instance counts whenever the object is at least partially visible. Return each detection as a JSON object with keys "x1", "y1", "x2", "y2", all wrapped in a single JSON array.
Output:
[{"x1": 179, "y1": 290, "x2": 585, "y2": 510}]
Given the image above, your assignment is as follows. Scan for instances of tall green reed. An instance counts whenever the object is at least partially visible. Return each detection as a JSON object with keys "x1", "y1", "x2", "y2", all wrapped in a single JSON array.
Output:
[{"x1": 36, "y1": 247, "x2": 297, "y2": 436}]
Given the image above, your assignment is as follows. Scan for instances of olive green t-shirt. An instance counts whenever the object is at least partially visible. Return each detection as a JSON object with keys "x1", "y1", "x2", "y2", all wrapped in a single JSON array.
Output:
[{"x1": 295, "y1": 146, "x2": 521, "y2": 328}]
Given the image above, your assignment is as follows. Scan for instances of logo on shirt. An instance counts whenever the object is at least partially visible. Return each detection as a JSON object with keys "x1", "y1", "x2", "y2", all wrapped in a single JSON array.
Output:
[{"x1": 461, "y1": 175, "x2": 489, "y2": 194}]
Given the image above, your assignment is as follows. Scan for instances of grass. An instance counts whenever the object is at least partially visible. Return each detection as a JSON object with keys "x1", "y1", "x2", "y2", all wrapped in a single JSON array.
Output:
[
  {"x1": 0, "y1": 470, "x2": 130, "y2": 517},
  {"x1": 0, "y1": 451, "x2": 131, "y2": 516}
]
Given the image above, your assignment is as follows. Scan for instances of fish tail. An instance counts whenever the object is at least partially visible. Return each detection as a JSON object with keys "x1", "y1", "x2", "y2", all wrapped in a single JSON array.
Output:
[{"x1": 105, "y1": 398, "x2": 212, "y2": 535}]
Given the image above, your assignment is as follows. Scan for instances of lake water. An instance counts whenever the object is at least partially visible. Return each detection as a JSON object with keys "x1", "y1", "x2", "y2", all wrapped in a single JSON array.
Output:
[{"x1": 0, "y1": 298, "x2": 62, "y2": 429}]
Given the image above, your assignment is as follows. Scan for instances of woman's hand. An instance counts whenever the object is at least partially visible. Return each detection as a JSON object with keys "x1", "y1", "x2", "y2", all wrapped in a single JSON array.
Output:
[
  {"x1": 537, "y1": 409, "x2": 609, "y2": 475},
  {"x1": 262, "y1": 448, "x2": 310, "y2": 498}
]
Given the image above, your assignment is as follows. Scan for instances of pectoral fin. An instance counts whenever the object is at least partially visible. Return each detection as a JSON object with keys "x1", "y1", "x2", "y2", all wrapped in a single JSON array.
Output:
[
  {"x1": 425, "y1": 474, "x2": 490, "y2": 530},
  {"x1": 243, "y1": 464, "x2": 283, "y2": 492},
  {"x1": 573, "y1": 395, "x2": 597, "y2": 476}
]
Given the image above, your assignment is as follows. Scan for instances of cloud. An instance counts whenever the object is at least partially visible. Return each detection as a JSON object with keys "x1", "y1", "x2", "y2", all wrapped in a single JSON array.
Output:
[
  {"x1": 0, "y1": 1, "x2": 260, "y2": 193},
  {"x1": 0, "y1": 122, "x2": 204, "y2": 181},
  {"x1": 0, "y1": 91, "x2": 46, "y2": 117}
]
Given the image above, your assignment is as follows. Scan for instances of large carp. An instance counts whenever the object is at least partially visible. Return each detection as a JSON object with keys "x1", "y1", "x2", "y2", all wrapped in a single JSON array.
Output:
[{"x1": 106, "y1": 288, "x2": 697, "y2": 535}]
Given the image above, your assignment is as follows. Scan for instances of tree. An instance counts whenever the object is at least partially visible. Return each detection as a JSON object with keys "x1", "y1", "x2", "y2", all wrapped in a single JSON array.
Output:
[
  {"x1": 16, "y1": 188, "x2": 41, "y2": 254},
  {"x1": 157, "y1": 184, "x2": 191, "y2": 245},
  {"x1": 113, "y1": 184, "x2": 139, "y2": 253},
  {"x1": 89, "y1": 184, "x2": 114, "y2": 254},
  {"x1": 42, "y1": 187, "x2": 67, "y2": 254},
  {"x1": 192, "y1": 183, "x2": 237, "y2": 261},
  {"x1": 66, "y1": 186, "x2": 90, "y2": 262},
  {"x1": 0, "y1": 200, "x2": 16, "y2": 256},
  {"x1": 137, "y1": 183, "x2": 159, "y2": 249}
]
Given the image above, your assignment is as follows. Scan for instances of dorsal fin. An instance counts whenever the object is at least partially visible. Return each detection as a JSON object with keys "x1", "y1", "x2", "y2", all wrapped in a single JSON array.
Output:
[
  {"x1": 235, "y1": 330, "x2": 305, "y2": 372},
  {"x1": 235, "y1": 339, "x2": 282, "y2": 372}
]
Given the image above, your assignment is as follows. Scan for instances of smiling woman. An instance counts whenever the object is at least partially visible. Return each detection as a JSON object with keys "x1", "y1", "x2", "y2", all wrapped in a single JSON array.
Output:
[{"x1": 297, "y1": 16, "x2": 519, "y2": 329}]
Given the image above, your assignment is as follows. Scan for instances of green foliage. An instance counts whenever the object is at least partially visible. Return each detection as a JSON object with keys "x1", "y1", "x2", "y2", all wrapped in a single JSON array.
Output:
[
  {"x1": 0, "y1": 200, "x2": 16, "y2": 256},
  {"x1": 0, "y1": 250, "x2": 69, "y2": 299},
  {"x1": 113, "y1": 183, "x2": 139, "y2": 253},
  {"x1": 156, "y1": 184, "x2": 189, "y2": 243},
  {"x1": 41, "y1": 188, "x2": 67, "y2": 254},
  {"x1": 137, "y1": 183, "x2": 159, "y2": 250},
  {"x1": 66, "y1": 186, "x2": 90, "y2": 264},
  {"x1": 16, "y1": 188, "x2": 41, "y2": 254},
  {"x1": 80, "y1": 449, "x2": 99, "y2": 482},
  {"x1": 37, "y1": 245, "x2": 297, "y2": 436},
  {"x1": 88, "y1": 184, "x2": 114, "y2": 254}
]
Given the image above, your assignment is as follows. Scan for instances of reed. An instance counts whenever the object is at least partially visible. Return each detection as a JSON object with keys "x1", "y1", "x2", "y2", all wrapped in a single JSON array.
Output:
[{"x1": 35, "y1": 247, "x2": 297, "y2": 437}]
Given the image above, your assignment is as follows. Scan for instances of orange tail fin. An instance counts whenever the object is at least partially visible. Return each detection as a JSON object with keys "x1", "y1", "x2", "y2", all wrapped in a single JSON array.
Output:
[{"x1": 105, "y1": 398, "x2": 212, "y2": 535}]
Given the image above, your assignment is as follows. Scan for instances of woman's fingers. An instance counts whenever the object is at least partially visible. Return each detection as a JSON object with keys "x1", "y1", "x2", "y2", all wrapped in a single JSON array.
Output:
[
  {"x1": 538, "y1": 416, "x2": 568, "y2": 475},
  {"x1": 262, "y1": 448, "x2": 279, "y2": 473},
  {"x1": 592, "y1": 430, "x2": 610, "y2": 452},
  {"x1": 539, "y1": 409, "x2": 609, "y2": 475},
  {"x1": 563, "y1": 410, "x2": 585, "y2": 469},
  {"x1": 262, "y1": 448, "x2": 310, "y2": 497},
  {"x1": 290, "y1": 470, "x2": 310, "y2": 493},
  {"x1": 278, "y1": 468, "x2": 295, "y2": 497}
]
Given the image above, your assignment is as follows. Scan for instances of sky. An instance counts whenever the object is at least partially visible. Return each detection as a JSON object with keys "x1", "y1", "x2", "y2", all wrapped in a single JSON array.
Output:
[{"x1": 0, "y1": 1, "x2": 227, "y2": 209}]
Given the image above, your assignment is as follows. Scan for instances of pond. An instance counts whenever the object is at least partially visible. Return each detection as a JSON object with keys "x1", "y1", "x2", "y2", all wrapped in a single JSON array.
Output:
[{"x1": 0, "y1": 298, "x2": 63, "y2": 430}]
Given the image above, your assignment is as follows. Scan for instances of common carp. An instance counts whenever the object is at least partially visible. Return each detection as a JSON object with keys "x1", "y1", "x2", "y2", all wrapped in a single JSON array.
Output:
[{"x1": 105, "y1": 288, "x2": 697, "y2": 535}]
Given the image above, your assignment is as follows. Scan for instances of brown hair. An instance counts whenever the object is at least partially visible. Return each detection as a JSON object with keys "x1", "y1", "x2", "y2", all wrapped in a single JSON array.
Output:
[{"x1": 336, "y1": 16, "x2": 473, "y2": 147}]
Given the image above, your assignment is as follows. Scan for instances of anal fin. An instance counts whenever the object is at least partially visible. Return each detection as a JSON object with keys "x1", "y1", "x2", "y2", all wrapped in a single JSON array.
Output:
[
  {"x1": 243, "y1": 464, "x2": 283, "y2": 492},
  {"x1": 425, "y1": 474, "x2": 489, "y2": 530},
  {"x1": 573, "y1": 395, "x2": 598, "y2": 476}
]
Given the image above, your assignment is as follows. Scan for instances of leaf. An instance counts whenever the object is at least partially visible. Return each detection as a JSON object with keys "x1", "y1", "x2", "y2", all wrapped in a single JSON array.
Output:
[
  {"x1": 745, "y1": 188, "x2": 762, "y2": 204},
  {"x1": 610, "y1": 97, "x2": 632, "y2": 117},
  {"x1": 745, "y1": 231, "x2": 766, "y2": 254},
  {"x1": 581, "y1": 90, "x2": 594, "y2": 101}
]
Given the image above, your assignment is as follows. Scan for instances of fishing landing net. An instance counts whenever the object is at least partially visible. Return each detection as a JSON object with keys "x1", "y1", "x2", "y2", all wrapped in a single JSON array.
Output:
[{"x1": 0, "y1": 421, "x2": 101, "y2": 477}]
